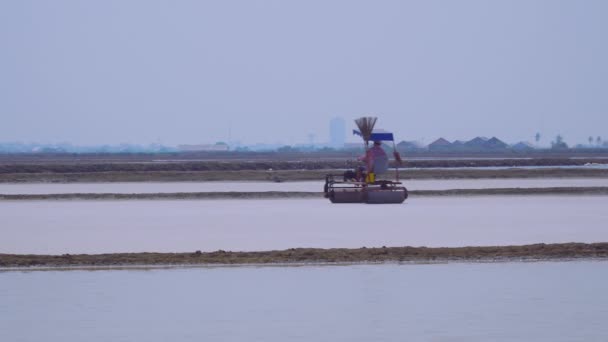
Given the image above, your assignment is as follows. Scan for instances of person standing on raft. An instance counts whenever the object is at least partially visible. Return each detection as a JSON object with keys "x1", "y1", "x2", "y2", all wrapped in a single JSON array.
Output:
[{"x1": 358, "y1": 140, "x2": 389, "y2": 183}]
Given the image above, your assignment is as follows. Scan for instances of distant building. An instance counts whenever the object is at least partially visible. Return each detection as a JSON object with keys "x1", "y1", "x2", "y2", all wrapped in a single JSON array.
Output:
[
  {"x1": 512, "y1": 142, "x2": 535, "y2": 151},
  {"x1": 463, "y1": 136, "x2": 507, "y2": 150},
  {"x1": 450, "y1": 140, "x2": 467, "y2": 151},
  {"x1": 178, "y1": 142, "x2": 229, "y2": 152},
  {"x1": 329, "y1": 117, "x2": 346, "y2": 148},
  {"x1": 464, "y1": 137, "x2": 489, "y2": 149},
  {"x1": 428, "y1": 138, "x2": 452, "y2": 151},
  {"x1": 397, "y1": 140, "x2": 424, "y2": 152},
  {"x1": 485, "y1": 137, "x2": 508, "y2": 149},
  {"x1": 427, "y1": 136, "x2": 511, "y2": 152},
  {"x1": 551, "y1": 141, "x2": 569, "y2": 150}
]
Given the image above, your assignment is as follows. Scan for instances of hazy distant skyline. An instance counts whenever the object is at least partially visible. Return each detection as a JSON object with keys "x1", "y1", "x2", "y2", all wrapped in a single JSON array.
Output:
[{"x1": 1, "y1": 0, "x2": 607, "y2": 146}]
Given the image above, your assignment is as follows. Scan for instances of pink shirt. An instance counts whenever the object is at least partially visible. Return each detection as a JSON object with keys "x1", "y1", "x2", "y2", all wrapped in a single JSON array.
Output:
[{"x1": 358, "y1": 145, "x2": 387, "y2": 170}]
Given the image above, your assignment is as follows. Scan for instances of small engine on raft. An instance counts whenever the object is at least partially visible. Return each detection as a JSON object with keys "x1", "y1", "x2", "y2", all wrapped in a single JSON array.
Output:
[{"x1": 323, "y1": 117, "x2": 408, "y2": 204}]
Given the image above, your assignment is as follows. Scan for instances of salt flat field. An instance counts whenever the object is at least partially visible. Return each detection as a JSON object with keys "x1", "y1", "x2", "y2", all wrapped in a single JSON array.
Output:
[
  {"x1": 1, "y1": 262, "x2": 607, "y2": 342},
  {"x1": 2, "y1": 196, "x2": 606, "y2": 254},
  {"x1": 1, "y1": 177, "x2": 607, "y2": 194}
]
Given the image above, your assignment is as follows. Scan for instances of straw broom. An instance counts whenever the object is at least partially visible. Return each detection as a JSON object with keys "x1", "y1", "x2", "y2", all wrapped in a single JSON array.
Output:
[
  {"x1": 355, "y1": 117, "x2": 377, "y2": 183},
  {"x1": 354, "y1": 116, "x2": 377, "y2": 149}
]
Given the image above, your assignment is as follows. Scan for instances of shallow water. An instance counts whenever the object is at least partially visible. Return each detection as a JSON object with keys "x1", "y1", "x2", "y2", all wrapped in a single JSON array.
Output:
[
  {"x1": 2, "y1": 196, "x2": 607, "y2": 254},
  {"x1": 1, "y1": 262, "x2": 607, "y2": 342},
  {"x1": 1, "y1": 178, "x2": 607, "y2": 194}
]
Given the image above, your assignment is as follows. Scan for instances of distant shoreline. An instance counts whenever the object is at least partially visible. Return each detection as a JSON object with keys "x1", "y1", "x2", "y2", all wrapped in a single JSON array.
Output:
[
  {"x1": 2, "y1": 157, "x2": 608, "y2": 170},
  {"x1": 2, "y1": 150, "x2": 608, "y2": 165},
  {"x1": 2, "y1": 155, "x2": 608, "y2": 183},
  {"x1": 2, "y1": 243, "x2": 607, "y2": 269}
]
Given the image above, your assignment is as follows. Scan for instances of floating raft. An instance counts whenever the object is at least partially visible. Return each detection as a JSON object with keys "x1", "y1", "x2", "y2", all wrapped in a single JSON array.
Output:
[{"x1": 324, "y1": 176, "x2": 408, "y2": 204}]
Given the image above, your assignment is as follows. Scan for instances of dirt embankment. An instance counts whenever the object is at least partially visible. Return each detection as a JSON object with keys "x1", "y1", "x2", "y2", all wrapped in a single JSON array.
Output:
[
  {"x1": 2, "y1": 243, "x2": 607, "y2": 268},
  {"x1": 2, "y1": 168, "x2": 608, "y2": 183},
  {"x1": 1, "y1": 156, "x2": 608, "y2": 183}
]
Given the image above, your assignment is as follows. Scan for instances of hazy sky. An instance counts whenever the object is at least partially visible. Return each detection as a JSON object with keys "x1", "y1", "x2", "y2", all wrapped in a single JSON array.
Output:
[{"x1": 1, "y1": 0, "x2": 606, "y2": 146}]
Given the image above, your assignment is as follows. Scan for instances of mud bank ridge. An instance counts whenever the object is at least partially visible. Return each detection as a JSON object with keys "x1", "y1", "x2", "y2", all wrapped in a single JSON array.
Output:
[{"x1": 2, "y1": 243, "x2": 607, "y2": 269}]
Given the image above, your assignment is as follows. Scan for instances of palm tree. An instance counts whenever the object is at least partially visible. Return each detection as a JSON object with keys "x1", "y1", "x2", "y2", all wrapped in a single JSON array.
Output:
[
  {"x1": 552, "y1": 134, "x2": 568, "y2": 149},
  {"x1": 597, "y1": 136, "x2": 602, "y2": 146},
  {"x1": 535, "y1": 132, "x2": 541, "y2": 145},
  {"x1": 589, "y1": 136, "x2": 594, "y2": 146}
]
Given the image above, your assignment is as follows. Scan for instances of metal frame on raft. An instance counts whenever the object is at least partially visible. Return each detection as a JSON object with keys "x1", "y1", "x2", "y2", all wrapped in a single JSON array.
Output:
[
  {"x1": 324, "y1": 175, "x2": 408, "y2": 204},
  {"x1": 323, "y1": 117, "x2": 408, "y2": 204}
]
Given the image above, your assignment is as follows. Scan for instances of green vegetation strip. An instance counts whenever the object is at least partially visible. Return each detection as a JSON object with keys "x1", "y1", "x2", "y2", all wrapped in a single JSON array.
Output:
[
  {"x1": 2, "y1": 243, "x2": 607, "y2": 268},
  {"x1": 1, "y1": 187, "x2": 608, "y2": 201}
]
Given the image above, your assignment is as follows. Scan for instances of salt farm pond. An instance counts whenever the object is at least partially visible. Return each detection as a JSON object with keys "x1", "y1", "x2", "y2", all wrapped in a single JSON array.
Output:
[
  {"x1": 2, "y1": 175, "x2": 607, "y2": 342},
  {"x1": 1, "y1": 178, "x2": 608, "y2": 194},
  {"x1": 2, "y1": 262, "x2": 607, "y2": 342},
  {"x1": 1, "y1": 196, "x2": 607, "y2": 254}
]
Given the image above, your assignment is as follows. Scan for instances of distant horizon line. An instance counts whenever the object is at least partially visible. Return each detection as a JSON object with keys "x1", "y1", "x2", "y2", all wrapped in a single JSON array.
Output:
[{"x1": 0, "y1": 134, "x2": 603, "y2": 147}]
